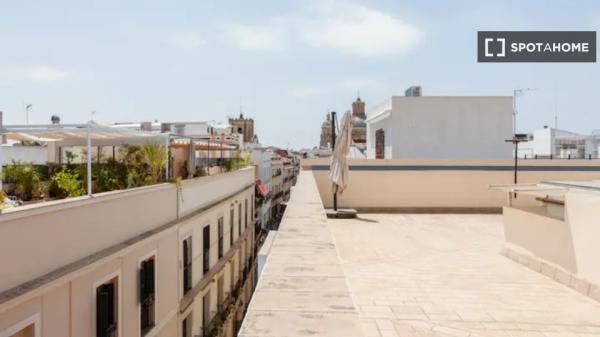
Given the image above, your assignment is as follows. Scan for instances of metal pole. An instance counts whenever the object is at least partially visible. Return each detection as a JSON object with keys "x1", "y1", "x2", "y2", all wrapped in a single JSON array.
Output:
[
  {"x1": 207, "y1": 140, "x2": 210, "y2": 176},
  {"x1": 165, "y1": 134, "x2": 170, "y2": 179},
  {"x1": 86, "y1": 121, "x2": 92, "y2": 196},
  {"x1": 513, "y1": 141, "x2": 518, "y2": 184},
  {"x1": 512, "y1": 90, "x2": 517, "y2": 135},
  {"x1": 331, "y1": 111, "x2": 337, "y2": 211}
]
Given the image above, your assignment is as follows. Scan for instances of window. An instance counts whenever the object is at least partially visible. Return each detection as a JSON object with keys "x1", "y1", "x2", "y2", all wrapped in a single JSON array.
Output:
[
  {"x1": 1, "y1": 314, "x2": 40, "y2": 337},
  {"x1": 203, "y1": 225, "x2": 210, "y2": 275},
  {"x1": 218, "y1": 217, "x2": 224, "y2": 259},
  {"x1": 202, "y1": 293, "x2": 211, "y2": 337},
  {"x1": 140, "y1": 256, "x2": 156, "y2": 335},
  {"x1": 181, "y1": 314, "x2": 191, "y2": 337},
  {"x1": 244, "y1": 199, "x2": 248, "y2": 228},
  {"x1": 375, "y1": 129, "x2": 385, "y2": 159},
  {"x1": 238, "y1": 250, "x2": 242, "y2": 277},
  {"x1": 217, "y1": 276, "x2": 224, "y2": 312},
  {"x1": 9, "y1": 325, "x2": 34, "y2": 337},
  {"x1": 182, "y1": 237, "x2": 192, "y2": 294},
  {"x1": 230, "y1": 262, "x2": 235, "y2": 292},
  {"x1": 238, "y1": 203, "x2": 242, "y2": 237},
  {"x1": 96, "y1": 277, "x2": 118, "y2": 337},
  {"x1": 229, "y1": 207, "x2": 234, "y2": 246}
]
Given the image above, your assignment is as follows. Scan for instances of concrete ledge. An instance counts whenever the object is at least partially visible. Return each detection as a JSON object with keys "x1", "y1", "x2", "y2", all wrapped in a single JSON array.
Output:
[
  {"x1": 502, "y1": 245, "x2": 600, "y2": 302},
  {"x1": 356, "y1": 207, "x2": 502, "y2": 214}
]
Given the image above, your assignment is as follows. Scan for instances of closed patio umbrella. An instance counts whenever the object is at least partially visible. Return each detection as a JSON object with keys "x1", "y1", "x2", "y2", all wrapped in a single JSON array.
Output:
[{"x1": 329, "y1": 111, "x2": 353, "y2": 211}]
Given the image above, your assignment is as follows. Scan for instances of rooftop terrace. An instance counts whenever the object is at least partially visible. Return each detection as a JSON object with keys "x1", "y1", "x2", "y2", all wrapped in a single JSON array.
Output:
[{"x1": 241, "y1": 171, "x2": 600, "y2": 337}]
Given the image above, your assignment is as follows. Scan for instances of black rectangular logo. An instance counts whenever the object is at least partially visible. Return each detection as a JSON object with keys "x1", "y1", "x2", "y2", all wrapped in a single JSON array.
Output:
[{"x1": 478, "y1": 31, "x2": 596, "y2": 63}]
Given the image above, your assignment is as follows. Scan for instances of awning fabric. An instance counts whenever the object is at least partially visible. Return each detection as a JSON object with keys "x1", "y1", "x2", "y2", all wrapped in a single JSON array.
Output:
[{"x1": 256, "y1": 180, "x2": 269, "y2": 197}]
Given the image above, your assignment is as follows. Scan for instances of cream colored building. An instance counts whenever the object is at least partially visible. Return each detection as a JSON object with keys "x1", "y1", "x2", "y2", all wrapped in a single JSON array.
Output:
[
  {"x1": 269, "y1": 158, "x2": 284, "y2": 225},
  {"x1": 0, "y1": 168, "x2": 258, "y2": 337}
]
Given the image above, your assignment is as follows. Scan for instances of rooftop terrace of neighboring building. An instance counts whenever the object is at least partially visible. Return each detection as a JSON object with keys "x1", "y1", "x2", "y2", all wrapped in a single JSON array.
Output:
[{"x1": 241, "y1": 171, "x2": 600, "y2": 337}]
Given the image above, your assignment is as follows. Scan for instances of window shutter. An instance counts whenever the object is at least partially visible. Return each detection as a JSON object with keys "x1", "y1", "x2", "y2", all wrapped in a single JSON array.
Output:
[
  {"x1": 97, "y1": 283, "x2": 115, "y2": 337},
  {"x1": 145, "y1": 259, "x2": 155, "y2": 298},
  {"x1": 140, "y1": 261, "x2": 146, "y2": 303}
]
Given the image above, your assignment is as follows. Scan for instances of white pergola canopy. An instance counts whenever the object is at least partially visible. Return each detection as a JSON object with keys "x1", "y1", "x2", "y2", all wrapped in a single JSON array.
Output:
[{"x1": 2, "y1": 122, "x2": 165, "y2": 143}]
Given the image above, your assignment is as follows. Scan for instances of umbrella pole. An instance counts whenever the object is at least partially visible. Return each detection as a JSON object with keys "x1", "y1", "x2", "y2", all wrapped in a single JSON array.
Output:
[{"x1": 331, "y1": 111, "x2": 337, "y2": 211}]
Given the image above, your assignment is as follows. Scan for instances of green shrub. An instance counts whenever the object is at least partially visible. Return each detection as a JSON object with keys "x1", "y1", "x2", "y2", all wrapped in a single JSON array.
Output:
[
  {"x1": 119, "y1": 144, "x2": 147, "y2": 187},
  {"x1": 194, "y1": 164, "x2": 206, "y2": 177},
  {"x1": 142, "y1": 142, "x2": 167, "y2": 184},
  {"x1": 2, "y1": 160, "x2": 42, "y2": 201},
  {"x1": 51, "y1": 166, "x2": 85, "y2": 198},
  {"x1": 64, "y1": 150, "x2": 77, "y2": 164},
  {"x1": 94, "y1": 159, "x2": 128, "y2": 192}
]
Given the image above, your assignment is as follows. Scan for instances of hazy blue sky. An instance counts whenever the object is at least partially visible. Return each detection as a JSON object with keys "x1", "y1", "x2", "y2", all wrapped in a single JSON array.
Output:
[{"x1": 1, "y1": 0, "x2": 599, "y2": 149}]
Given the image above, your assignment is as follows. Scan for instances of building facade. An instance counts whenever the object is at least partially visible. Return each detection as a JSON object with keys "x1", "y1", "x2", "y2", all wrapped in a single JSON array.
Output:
[
  {"x1": 518, "y1": 127, "x2": 600, "y2": 159},
  {"x1": 0, "y1": 168, "x2": 258, "y2": 337},
  {"x1": 365, "y1": 94, "x2": 513, "y2": 160},
  {"x1": 269, "y1": 157, "x2": 284, "y2": 229},
  {"x1": 249, "y1": 146, "x2": 273, "y2": 231}
]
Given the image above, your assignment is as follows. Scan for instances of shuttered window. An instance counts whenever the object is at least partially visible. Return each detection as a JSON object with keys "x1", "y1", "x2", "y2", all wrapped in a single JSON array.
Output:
[
  {"x1": 203, "y1": 225, "x2": 210, "y2": 275},
  {"x1": 140, "y1": 257, "x2": 155, "y2": 335},
  {"x1": 238, "y1": 203, "x2": 242, "y2": 236},
  {"x1": 96, "y1": 282, "x2": 117, "y2": 337},
  {"x1": 230, "y1": 208, "x2": 234, "y2": 246},
  {"x1": 182, "y1": 237, "x2": 192, "y2": 294},
  {"x1": 218, "y1": 217, "x2": 224, "y2": 259}
]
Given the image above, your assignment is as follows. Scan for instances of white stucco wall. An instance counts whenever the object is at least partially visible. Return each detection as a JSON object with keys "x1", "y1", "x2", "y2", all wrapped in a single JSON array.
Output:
[
  {"x1": 0, "y1": 145, "x2": 47, "y2": 166},
  {"x1": 518, "y1": 128, "x2": 552, "y2": 158},
  {"x1": 366, "y1": 96, "x2": 513, "y2": 160},
  {"x1": 0, "y1": 146, "x2": 48, "y2": 189},
  {"x1": 565, "y1": 190, "x2": 600, "y2": 285}
]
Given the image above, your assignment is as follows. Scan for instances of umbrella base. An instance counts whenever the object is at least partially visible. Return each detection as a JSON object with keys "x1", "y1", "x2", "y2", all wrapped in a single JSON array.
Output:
[{"x1": 326, "y1": 208, "x2": 357, "y2": 219}]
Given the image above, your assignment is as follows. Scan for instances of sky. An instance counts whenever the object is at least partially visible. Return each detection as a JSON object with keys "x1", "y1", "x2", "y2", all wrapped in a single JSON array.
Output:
[{"x1": 1, "y1": 0, "x2": 599, "y2": 149}]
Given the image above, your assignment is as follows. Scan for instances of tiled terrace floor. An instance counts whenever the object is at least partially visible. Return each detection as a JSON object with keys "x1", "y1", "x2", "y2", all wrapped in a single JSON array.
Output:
[{"x1": 329, "y1": 214, "x2": 600, "y2": 337}]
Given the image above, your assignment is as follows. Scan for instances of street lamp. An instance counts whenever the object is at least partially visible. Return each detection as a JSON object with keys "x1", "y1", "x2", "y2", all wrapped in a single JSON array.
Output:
[
  {"x1": 505, "y1": 134, "x2": 529, "y2": 184},
  {"x1": 25, "y1": 104, "x2": 32, "y2": 125},
  {"x1": 512, "y1": 88, "x2": 535, "y2": 134}
]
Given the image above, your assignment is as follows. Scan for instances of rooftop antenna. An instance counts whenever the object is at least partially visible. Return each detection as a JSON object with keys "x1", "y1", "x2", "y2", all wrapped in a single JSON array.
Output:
[
  {"x1": 239, "y1": 96, "x2": 243, "y2": 118},
  {"x1": 553, "y1": 84, "x2": 558, "y2": 129},
  {"x1": 357, "y1": 89, "x2": 360, "y2": 99}
]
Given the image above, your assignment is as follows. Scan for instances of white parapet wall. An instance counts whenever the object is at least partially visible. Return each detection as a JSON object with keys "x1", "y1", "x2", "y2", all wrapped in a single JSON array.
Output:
[
  {"x1": 0, "y1": 167, "x2": 254, "y2": 293},
  {"x1": 303, "y1": 158, "x2": 600, "y2": 211}
]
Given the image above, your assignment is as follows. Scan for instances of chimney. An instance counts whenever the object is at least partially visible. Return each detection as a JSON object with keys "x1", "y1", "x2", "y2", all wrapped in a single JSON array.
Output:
[{"x1": 0, "y1": 111, "x2": 6, "y2": 144}]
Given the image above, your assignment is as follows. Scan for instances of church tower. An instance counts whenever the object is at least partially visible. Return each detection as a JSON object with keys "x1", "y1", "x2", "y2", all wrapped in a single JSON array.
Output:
[
  {"x1": 229, "y1": 112, "x2": 255, "y2": 144},
  {"x1": 352, "y1": 96, "x2": 366, "y2": 119}
]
